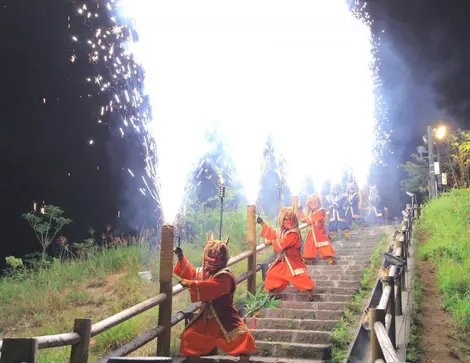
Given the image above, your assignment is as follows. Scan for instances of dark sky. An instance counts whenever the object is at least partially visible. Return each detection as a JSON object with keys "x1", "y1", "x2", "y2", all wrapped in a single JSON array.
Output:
[{"x1": 1, "y1": 0, "x2": 469, "y2": 266}]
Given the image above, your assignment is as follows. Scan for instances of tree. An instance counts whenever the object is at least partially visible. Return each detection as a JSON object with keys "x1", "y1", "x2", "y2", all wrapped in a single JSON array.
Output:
[
  {"x1": 440, "y1": 130, "x2": 470, "y2": 188},
  {"x1": 399, "y1": 153, "x2": 429, "y2": 194},
  {"x1": 22, "y1": 205, "x2": 73, "y2": 264}
]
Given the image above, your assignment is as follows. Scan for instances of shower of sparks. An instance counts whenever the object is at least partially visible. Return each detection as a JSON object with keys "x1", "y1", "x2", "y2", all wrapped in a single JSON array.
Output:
[{"x1": 69, "y1": 0, "x2": 390, "y2": 222}]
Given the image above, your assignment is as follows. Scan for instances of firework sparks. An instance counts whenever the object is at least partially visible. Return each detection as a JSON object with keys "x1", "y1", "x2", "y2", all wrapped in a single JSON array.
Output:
[{"x1": 68, "y1": 0, "x2": 390, "y2": 222}]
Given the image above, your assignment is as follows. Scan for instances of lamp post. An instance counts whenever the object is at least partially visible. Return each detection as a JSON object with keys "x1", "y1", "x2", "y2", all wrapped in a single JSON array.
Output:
[
  {"x1": 218, "y1": 176, "x2": 226, "y2": 240},
  {"x1": 426, "y1": 125, "x2": 437, "y2": 199}
]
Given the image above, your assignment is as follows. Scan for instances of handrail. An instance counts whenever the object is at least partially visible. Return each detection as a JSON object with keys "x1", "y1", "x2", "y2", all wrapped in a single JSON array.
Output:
[
  {"x1": 345, "y1": 203, "x2": 415, "y2": 363},
  {"x1": 0, "y1": 208, "x2": 310, "y2": 362}
]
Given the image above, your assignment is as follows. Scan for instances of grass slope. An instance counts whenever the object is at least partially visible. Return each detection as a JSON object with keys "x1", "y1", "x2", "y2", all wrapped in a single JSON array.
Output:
[
  {"x1": 411, "y1": 188, "x2": 470, "y2": 358},
  {"x1": 1, "y1": 231, "x2": 270, "y2": 362}
]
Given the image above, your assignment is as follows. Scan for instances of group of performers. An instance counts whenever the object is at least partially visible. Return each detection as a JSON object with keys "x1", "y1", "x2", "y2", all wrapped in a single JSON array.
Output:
[
  {"x1": 321, "y1": 182, "x2": 385, "y2": 242},
  {"x1": 171, "y1": 184, "x2": 385, "y2": 362}
]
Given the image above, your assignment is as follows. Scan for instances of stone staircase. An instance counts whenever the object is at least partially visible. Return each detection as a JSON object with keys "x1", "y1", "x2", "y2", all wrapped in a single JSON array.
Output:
[{"x1": 202, "y1": 227, "x2": 384, "y2": 363}]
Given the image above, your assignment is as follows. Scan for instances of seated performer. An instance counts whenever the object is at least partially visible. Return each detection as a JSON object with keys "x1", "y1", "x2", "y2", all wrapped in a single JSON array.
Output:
[
  {"x1": 298, "y1": 194, "x2": 335, "y2": 265},
  {"x1": 257, "y1": 207, "x2": 316, "y2": 301},
  {"x1": 173, "y1": 235, "x2": 256, "y2": 363},
  {"x1": 326, "y1": 183, "x2": 350, "y2": 240},
  {"x1": 366, "y1": 185, "x2": 384, "y2": 225},
  {"x1": 344, "y1": 182, "x2": 363, "y2": 231}
]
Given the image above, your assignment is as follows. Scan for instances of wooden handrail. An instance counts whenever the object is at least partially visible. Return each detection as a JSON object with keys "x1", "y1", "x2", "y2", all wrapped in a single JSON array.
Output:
[
  {"x1": 0, "y1": 206, "x2": 311, "y2": 361},
  {"x1": 374, "y1": 322, "x2": 400, "y2": 363}
]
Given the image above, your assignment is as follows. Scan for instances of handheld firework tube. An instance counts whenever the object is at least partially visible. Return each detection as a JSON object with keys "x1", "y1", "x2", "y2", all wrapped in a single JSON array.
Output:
[
  {"x1": 173, "y1": 234, "x2": 256, "y2": 360},
  {"x1": 298, "y1": 195, "x2": 335, "y2": 265},
  {"x1": 258, "y1": 207, "x2": 316, "y2": 301}
]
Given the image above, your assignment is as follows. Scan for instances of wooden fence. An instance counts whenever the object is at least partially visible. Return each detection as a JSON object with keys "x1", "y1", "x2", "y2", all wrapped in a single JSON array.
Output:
[
  {"x1": 346, "y1": 202, "x2": 417, "y2": 363},
  {"x1": 0, "y1": 205, "x2": 312, "y2": 362},
  {"x1": 0, "y1": 201, "x2": 393, "y2": 363}
]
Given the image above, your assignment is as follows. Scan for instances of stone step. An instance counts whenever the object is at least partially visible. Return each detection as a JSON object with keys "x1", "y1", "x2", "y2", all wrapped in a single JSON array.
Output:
[
  {"x1": 260, "y1": 308, "x2": 344, "y2": 320},
  {"x1": 283, "y1": 286, "x2": 358, "y2": 295},
  {"x1": 331, "y1": 241, "x2": 379, "y2": 248},
  {"x1": 278, "y1": 292, "x2": 354, "y2": 302},
  {"x1": 245, "y1": 318, "x2": 338, "y2": 331},
  {"x1": 308, "y1": 259, "x2": 369, "y2": 266},
  {"x1": 252, "y1": 329, "x2": 331, "y2": 345},
  {"x1": 279, "y1": 301, "x2": 345, "y2": 311},
  {"x1": 255, "y1": 341, "x2": 331, "y2": 360},
  {"x1": 331, "y1": 255, "x2": 371, "y2": 261},
  {"x1": 196, "y1": 356, "x2": 324, "y2": 363},
  {"x1": 303, "y1": 279, "x2": 361, "y2": 288},
  {"x1": 331, "y1": 250, "x2": 375, "y2": 256},
  {"x1": 307, "y1": 265, "x2": 367, "y2": 273},
  {"x1": 308, "y1": 273, "x2": 363, "y2": 281}
]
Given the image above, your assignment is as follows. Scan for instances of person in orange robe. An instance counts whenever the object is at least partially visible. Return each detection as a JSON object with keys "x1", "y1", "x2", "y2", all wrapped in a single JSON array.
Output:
[
  {"x1": 298, "y1": 194, "x2": 335, "y2": 265},
  {"x1": 173, "y1": 234, "x2": 256, "y2": 363},
  {"x1": 257, "y1": 207, "x2": 316, "y2": 301}
]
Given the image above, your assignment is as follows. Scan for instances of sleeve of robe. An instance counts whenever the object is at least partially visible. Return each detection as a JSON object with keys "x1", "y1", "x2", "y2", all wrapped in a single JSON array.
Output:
[
  {"x1": 174, "y1": 256, "x2": 197, "y2": 280},
  {"x1": 297, "y1": 209, "x2": 308, "y2": 223},
  {"x1": 271, "y1": 231, "x2": 299, "y2": 252},
  {"x1": 185, "y1": 273, "x2": 234, "y2": 303}
]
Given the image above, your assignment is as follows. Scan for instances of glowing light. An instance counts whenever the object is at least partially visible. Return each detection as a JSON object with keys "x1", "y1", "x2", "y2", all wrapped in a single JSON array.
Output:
[{"x1": 435, "y1": 125, "x2": 446, "y2": 140}]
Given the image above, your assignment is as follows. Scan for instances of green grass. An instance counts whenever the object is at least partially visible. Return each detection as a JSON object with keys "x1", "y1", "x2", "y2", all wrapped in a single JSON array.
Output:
[
  {"x1": 406, "y1": 263, "x2": 423, "y2": 363},
  {"x1": 328, "y1": 230, "x2": 391, "y2": 363},
  {"x1": 412, "y1": 188, "x2": 470, "y2": 358},
  {"x1": 415, "y1": 189, "x2": 470, "y2": 332}
]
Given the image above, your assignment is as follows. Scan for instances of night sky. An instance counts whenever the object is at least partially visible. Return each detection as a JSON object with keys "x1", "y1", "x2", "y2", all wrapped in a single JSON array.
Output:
[{"x1": 1, "y1": 0, "x2": 469, "y2": 267}]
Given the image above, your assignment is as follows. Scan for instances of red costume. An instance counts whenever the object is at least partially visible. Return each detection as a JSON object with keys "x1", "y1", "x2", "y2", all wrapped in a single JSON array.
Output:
[
  {"x1": 298, "y1": 195, "x2": 335, "y2": 264},
  {"x1": 259, "y1": 208, "x2": 316, "y2": 299},
  {"x1": 174, "y1": 236, "x2": 256, "y2": 358}
]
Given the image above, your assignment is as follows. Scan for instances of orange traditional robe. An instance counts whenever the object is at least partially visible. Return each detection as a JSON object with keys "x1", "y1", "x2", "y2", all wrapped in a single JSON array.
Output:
[
  {"x1": 260, "y1": 223, "x2": 316, "y2": 292},
  {"x1": 174, "y1": 257, "x2": 256, "y2": 357},
  {"x1": 298, "y1": 208, "x2": 335, "y2": 259}
]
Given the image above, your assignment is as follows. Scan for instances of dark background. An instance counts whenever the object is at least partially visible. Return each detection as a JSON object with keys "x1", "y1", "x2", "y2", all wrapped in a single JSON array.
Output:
[{"x1": 1, "y1": 0, "x2": 469, "y2": 266}]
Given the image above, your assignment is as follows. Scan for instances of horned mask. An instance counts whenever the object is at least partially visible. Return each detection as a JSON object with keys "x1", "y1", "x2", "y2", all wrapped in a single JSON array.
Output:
[{"x1": 203, "y1": 233, "x2": 230, "y2": 273}]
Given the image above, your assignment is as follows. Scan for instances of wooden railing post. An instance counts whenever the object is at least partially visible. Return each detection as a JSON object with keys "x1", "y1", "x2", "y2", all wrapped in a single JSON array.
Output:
[
  {"x1": 156, "y1": 224, "x2": 174, "y2": 357},
  {"x1": 370, "y1": 308, "x2": 386, "y2": 362},
  {"x1": 0, "y1": 338, "x2": 38, "y2": 363},
  {"x1": 292, "y1": 196, "x2": 299, "y2": 214},
  {"x1": 247, "y1": 205, "x2": 257, "y2": 295},
  {"x1": 70, "y1": 318, "x2": 92, "y2": 363},
  {"x1": 385, "y1": 278, "x2": 396, "y2": 349}
]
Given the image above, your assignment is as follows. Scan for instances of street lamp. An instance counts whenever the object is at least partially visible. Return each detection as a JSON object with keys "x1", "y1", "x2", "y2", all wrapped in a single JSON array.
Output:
[
  {"x1": 435, "y1": 125, "x2": 447, "y2": 140},
  {"x1": 425, "y1": 123, "x2": 448, "y2": 199}
]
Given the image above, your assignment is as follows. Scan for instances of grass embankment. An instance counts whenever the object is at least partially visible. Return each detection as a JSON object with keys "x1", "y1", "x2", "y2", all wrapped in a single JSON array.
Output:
[
  {"x1": 329, "y1": 227, "x2": 392, "y2": 363},
  {"x1": 0, "y1": 211, "x2": 271, "y2": 362},
  {"x1": 407, "y1": 189, "x2": 470, "y2": 361}
]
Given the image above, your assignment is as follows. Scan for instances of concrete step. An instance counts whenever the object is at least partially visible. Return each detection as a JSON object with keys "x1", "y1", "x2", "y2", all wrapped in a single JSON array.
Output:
[
  {"x1": 260, "y1": 308, "x2": 344, "y2": 320},
  {"x1": 331, "y1": 255, "x2": 371, "y2": 261},
  {"x1": 279, "y1": 301, "x2": 345, "y2": 311},
  {"x1": 307, "y1": 265, "x2": 367, "y2": 273},
  {"x1": 294, "y1": 279, "x2": 361, "y2": 288},
  {"x1": 331, "y1": 241, "x2": 378, "y2": 248},
  {"x1": 332, "y1": 250, "x2": 375, "y2": 256},
  {"x1": 310, "y1": 273, "x2": 363, "y2": 281},
  {"x1": 195, "y1": 356, "x2": 324, "y2": 363},
  {"x1": 256, "y1": 341, "x2": 331, "y2": 360},
  {"x1": 308, "y1": 259, "x2": 369, "y2": 266},
  {"x1": 277, "y1": 292, "x2": 354, "y2": 302},
  {"x1": 245, "y1": 318, "x2": 338, "y2": 331},
  {"x1": 252, "y1": 329, "x2": 331, "y2": 345}
]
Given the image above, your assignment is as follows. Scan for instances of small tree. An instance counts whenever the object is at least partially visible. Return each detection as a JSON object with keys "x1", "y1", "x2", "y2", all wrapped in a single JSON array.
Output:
[
  {"x1": 22, "y1": 205, "x2": 73, "y2": 264},
  {"x1": 440, "y1": 130, "x2": 470, "y2": 188},
  {"x1": 399, "y1": 153, "x2": 429, "y2": 194}
]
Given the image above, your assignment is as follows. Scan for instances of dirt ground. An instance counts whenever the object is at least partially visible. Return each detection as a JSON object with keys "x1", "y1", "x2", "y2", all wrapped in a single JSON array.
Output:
[{"x1": 418, "y1": 260, "x2": 469, "y2": 363}]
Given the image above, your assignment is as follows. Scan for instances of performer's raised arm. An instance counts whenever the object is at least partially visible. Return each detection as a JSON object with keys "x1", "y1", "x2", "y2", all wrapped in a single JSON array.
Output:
[{"x1": 173, "y1": 247, "x2": 197, "y2": 280}]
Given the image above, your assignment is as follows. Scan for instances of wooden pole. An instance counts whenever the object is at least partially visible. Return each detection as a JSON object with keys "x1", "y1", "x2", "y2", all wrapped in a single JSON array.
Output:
[
  {"x1": 385, "y1": 278, "x2": 396, "y2": 349},
  {"x1": 70, "y1": 318, "x2": 92, "y2": 363},
  {"x1": 0, "y1": 338, "x2": 38, "y2": 363},
  {"x1": 156, "y1": 224, "x2": 174, "y2": 357},
  {"x1": 370, "y1": 308, "x2": 386, "y2": 362},
  {"x1": 247, "y1": 205, "x2": 257, "y2": 295},
  {"x1": 292, "y1": 196, "x2": 299, "y2": 213}
]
